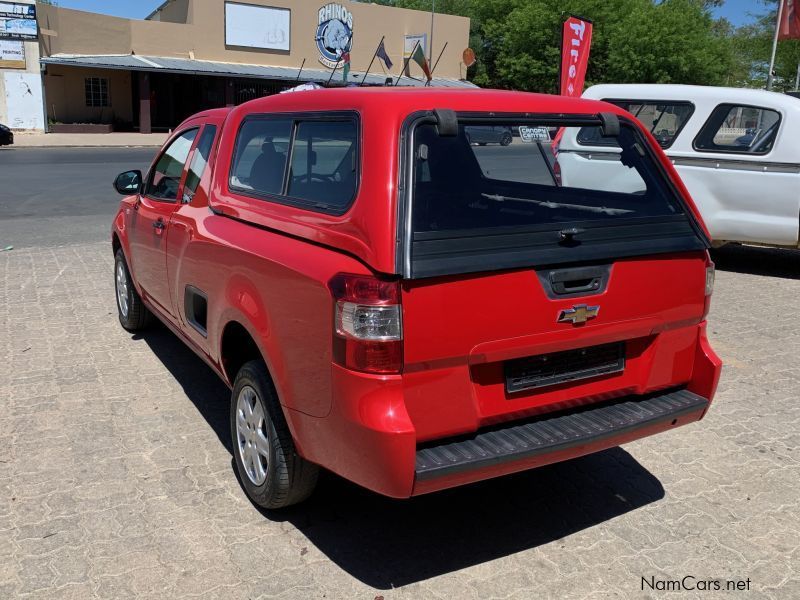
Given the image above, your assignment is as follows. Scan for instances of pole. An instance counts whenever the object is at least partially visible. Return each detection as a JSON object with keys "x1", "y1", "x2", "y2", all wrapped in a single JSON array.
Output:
[
  {"x1": 429, "y1": 0, "x2": 435, "y2": 62},
  {"x1": 767, "y1": 0, "x2": 785, "y2": 90},
  {"x1": 360, "y1": 35, "x2": 384, "y2": 87},
  {"x1": 394, "y1": 39, "x2": 420, "y2": 86},
  {"x1": 795, "y1": 62, "x2": 800, "y2": 90},
  {"x1": 295, "y1": 58, "x2": 306, "y2": 82},
  {"x1": 425, "y1": 41, "x2": 448, "y2": 86}
]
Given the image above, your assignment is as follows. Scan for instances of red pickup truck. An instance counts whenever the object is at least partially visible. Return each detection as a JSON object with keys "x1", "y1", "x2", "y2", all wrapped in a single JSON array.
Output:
[{"x1": 111, "y1": 88, "x2": 722, "y2": 509}]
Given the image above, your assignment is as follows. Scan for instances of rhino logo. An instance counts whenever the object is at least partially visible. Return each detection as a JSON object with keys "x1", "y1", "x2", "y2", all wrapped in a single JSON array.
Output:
[{"x1": 316, "y1": 3, "x2": 354, "y2": 68}]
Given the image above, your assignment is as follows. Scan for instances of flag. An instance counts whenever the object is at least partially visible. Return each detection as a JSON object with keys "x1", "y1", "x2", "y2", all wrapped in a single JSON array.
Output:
[
  {"x1": 376, "y1": 39, "x2": 393, "y2": 70},
  {"x1": 411, "y1": 44, "x2": 432, "y2": 81},
  {"x1": 342, "y1": 51, "x2": 351, "y2": 82},
  {"x1": 779, "y1": 0, "x2": 800, "y2": 40},
  {"x1": 553, "y1": 16, "x2": 594, "y2": 155},
  {"x1": 559, "y1": 16, "x2": 593, "y2": 97}
]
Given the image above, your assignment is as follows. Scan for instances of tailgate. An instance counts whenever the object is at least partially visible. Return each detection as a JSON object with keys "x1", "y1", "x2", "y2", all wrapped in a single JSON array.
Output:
[{"x1": 400, "y1": 251, "x2": 709, "y2": 441}]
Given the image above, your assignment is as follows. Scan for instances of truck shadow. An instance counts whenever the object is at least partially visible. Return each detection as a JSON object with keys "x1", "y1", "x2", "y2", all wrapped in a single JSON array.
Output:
[
  {"x1": 712, "y1": 244, "x2": 800, "y2": 280},
  {"x1": 137, "y1": 326, "x2": 665, "y2": 590}
]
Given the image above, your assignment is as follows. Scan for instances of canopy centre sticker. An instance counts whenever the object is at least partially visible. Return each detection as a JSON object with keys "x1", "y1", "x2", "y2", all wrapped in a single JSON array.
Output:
[{"x1": 519, "y1": 126, "x2": 551, "y2": 143}]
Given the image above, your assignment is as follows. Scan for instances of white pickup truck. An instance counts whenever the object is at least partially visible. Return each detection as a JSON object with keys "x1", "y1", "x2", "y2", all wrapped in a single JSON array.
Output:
[{"x1": 557, "y1": 84, "x2": 800, "y2": 248}]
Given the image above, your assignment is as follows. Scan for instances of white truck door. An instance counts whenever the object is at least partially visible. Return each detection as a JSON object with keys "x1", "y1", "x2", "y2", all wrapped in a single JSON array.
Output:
[{"x1": 672, "y1": 103, "x2": 800, "y2": 247}]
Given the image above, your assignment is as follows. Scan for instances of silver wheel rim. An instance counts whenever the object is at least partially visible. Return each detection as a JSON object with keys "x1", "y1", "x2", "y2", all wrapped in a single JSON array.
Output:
[
  {"x1": 115, "y1": 260, "x2": 129, "y2": 319},
  {"x1": 236, "y1": 385, "x2": 270, "y2": 486}
]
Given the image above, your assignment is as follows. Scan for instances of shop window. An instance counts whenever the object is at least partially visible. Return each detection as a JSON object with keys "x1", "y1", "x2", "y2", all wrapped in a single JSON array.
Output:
[{"x1": 85, "y1": 77, "x2": 110, "y2": 108}]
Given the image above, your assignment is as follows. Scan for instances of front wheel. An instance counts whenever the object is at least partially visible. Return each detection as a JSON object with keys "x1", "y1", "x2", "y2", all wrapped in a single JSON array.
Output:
[
  {"x1": 114, "y1": 248, "x2": 150, "y2": 331},
  {"x1": 500, "y1": 132, "x2": 513, "y2": 146},
  {"x1": 231, "y1": 360, "x2": 319, "y2": 509}
]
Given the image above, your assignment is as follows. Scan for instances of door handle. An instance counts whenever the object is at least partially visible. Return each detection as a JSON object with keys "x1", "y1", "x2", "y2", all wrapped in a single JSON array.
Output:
[{"x1": 153, "y1": 219, "x2": 165, "y2": 231}]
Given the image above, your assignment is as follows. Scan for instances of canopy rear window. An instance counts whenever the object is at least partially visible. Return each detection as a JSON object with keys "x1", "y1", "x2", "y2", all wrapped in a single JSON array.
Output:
[{"x1": 404, "y1": 115, "x2": 707, "y2": 278}]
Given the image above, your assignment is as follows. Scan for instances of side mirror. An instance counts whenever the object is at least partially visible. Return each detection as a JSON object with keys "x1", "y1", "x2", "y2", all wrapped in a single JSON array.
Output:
[{"x1": 113, "y1": 170, "x2": 142, "y2": 195}]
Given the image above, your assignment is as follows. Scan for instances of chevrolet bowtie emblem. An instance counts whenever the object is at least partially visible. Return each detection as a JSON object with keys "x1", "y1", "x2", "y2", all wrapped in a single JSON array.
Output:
[{"x1": 558, "y1": 304, "x2": 600, "y2": 325}]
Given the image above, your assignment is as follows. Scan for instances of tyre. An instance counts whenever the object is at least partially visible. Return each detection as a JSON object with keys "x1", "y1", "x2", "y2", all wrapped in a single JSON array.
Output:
[
  {"x1": 231, "y1": 360, "x2": 319, "y2": 509},
  {"x1": 500, "y1": 132, "x2": 513, "y2": 146},
  {"x1": 114, "y1": 248, "x2": 150, "y2": 331}
]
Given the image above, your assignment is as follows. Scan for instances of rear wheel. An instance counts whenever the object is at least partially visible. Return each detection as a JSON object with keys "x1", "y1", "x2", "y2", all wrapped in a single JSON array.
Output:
[
  {"x1": 114, "y1": 248, "x2": 150, "y2": 331},
  {"x1": 230, "y1": 360, "x2": 319, "y2": 509},
  {"x1": 500, "y1": 132, "x2": 513, "y2": 146}
]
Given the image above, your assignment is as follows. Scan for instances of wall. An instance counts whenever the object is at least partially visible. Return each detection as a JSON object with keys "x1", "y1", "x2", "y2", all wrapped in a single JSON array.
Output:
[
  {"x1": 43, "y1": 64, "x2": 132, "y2": 125},
  {"x1": 0, "y1": 0, "x2": 44, "y2": 130},
  {"x1": 147, "y1": 0, "x2": 191, "y2": 24},
  {"x1": 38, "y1": 0, "x2": 471, "y2": 80}
]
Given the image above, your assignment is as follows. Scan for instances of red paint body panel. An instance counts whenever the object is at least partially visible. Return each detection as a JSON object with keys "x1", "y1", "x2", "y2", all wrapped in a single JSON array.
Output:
[{"x1": 112, "y1": 89, "x2": 722, "y2": 499}]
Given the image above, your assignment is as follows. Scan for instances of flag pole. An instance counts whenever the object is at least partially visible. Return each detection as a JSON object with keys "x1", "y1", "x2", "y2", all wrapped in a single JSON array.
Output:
[
  {"x1": 360, "y1": 35, "x2": 385, "y2": 87},
  {"x1": 295, "y1": 58, "x2": 306, "y2": 82},
  {"x1": 394, "y1": 39, "x2": 420, "y2": 86},
  {"x1": 767, "y1": 0, "x2": 785, "y2": 90},
  {"x1": 429, "y1": 0, "x2": 435, "y2": 62},
  {"x1": 326, "y1": 32, "x2": 353, "y2": 86},
  {"x1": 426, "y1": 41, "x2": 448, "y2": 86}
]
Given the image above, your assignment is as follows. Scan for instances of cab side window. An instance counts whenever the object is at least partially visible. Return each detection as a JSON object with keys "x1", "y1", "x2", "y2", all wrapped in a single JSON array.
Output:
[
  {"x1": 184, "y1": 125, "x2": 218, "y2": 196},
  {"x1": 694, "y1": 104, "x2": 781, "y2": 155},
  {"x1": 145, "y1": 128, "x2": 198, "y2": 201}
]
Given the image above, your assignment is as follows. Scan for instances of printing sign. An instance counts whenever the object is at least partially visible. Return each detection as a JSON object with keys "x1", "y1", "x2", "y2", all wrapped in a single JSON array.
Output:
[
  {"x1": 0, "y1": 39, "x2": 24, "y2": 68},
  {"x1": 0, "y1": 2, "x2": 37, "y2": 41},
  {"x1": 316, "y1": 3, "x2": 353, "y2": 69}
]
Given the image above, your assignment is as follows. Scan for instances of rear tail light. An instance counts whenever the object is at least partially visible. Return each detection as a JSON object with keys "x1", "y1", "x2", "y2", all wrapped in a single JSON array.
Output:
[
  {"x1": 552, "y1": 157, "x2": 562, "y2": 186},
  {"x1": 705, "y1": 263, "x2": 715, "y2": 296},
  {"x1": 702, "y1": 259, "x2": 715, "y2": 319},
  {"x1": 328, "y1": 273, "x2": 403, "y2": 374}
]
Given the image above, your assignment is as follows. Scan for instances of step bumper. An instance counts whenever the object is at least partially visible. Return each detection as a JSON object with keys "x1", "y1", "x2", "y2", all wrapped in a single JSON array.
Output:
[{"x1": 413, "y1": 388, "x2": 709, "y2": 495}]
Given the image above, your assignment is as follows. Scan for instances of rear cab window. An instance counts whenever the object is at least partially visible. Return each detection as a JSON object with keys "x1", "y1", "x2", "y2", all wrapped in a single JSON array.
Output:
[
  {"x1": 693, "y1": 104, "x2": 781, "y2": 155},
  {"x1": 229, "y1": 113, "x2": 359, "y2": 214},
  {"x1": 403, "y1": 113, "x2": 708, "y2": 278},
  {"x1": 578, "y1": 100, "x2": 693, "y2": 148}
]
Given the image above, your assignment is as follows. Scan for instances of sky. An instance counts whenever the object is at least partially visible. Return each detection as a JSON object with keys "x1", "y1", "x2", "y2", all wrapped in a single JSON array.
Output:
[
  {"x1": 50, "y1": 0, "x2": 163, "y2": 19},
  {"x1": 53, "y1": 0, "x2": 770, "y2": 28}
]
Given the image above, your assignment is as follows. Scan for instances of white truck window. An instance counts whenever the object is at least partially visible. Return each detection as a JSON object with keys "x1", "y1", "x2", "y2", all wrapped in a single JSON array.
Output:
[
  {"x1": 578, "y1": 101, "x2": 693, "y2": 149},
  {"x1": 694, "y1": 104, "x2": 780, "y2": 155}
]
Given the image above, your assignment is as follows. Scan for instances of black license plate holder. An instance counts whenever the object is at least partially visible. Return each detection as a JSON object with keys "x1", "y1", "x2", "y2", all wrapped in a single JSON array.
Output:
[{"x1": 505, "y1": 342, "x2": 626, "y2": 394}]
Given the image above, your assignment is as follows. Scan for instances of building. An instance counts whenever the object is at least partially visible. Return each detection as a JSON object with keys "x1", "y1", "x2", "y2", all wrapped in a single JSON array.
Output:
[
  {"x1": 0, "y1": 0, "x2": 44, "y2": 130},
  {"x1": 21, "y1": 0, "x2": 472, "y2": 134}
]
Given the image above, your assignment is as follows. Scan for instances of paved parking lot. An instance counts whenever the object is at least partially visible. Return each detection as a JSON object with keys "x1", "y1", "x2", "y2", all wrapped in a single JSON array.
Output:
[{"x1": 1, "y1": 238, "x2": 798, "y2": 599}]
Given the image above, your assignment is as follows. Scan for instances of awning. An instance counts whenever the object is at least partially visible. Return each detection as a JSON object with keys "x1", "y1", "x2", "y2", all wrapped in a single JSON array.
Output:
[{"x1": 40, "y1": 54, "x2": 476, "y2": 88}]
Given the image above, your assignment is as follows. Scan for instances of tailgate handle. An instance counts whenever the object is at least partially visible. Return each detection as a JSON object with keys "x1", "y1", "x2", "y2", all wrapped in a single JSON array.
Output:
[{"x1": 548, "y1": 265, "x2": 608, "y2": 296}]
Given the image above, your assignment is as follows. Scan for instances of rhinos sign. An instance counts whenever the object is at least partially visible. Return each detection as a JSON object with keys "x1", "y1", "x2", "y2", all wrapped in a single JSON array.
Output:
[{"x1": 316, "y1": 3, "x2": 353, "y2": 69}]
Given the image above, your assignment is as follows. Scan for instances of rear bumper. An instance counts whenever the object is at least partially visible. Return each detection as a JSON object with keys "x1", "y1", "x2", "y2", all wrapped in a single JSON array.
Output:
[
  {"x1": 412, "y1": 388, "x2": 707, "y2": 495},
  {"x1": 289, "y1": 323, "x2": 721, "y2": 498}
]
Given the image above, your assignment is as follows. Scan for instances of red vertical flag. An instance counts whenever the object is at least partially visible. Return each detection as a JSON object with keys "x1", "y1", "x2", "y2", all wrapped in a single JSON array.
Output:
[
  {"x1": 779, "y1": 0, "x2": 800, "y2": 40},
  {"x1": 560, "y1": 16, "x2": 593, "y2": 97},
  {"x1": 553, "y1": 16, "x2": 594, "y2": 154}
]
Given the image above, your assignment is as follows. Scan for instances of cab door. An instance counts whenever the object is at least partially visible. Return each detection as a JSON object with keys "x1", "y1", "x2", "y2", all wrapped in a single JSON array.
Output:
[{"x1": 128, "y1": 127, "x2": 199, "y2": 319}]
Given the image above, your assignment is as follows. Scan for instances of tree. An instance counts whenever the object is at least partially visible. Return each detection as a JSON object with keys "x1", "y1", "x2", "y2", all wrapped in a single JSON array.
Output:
[
  {"x1": 371, "y1": 0, "x2": 736, "y2": 91},
  {"x1": 731, "y1": 0, "x2": 800, "y2": 90}
]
